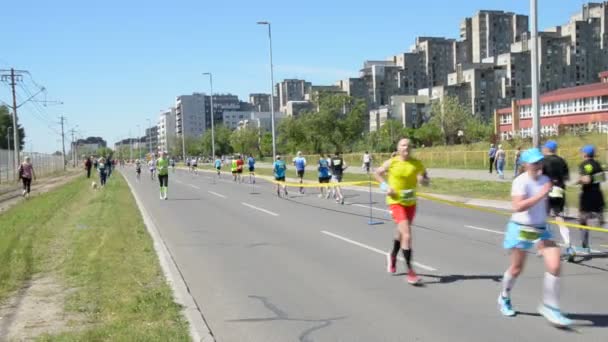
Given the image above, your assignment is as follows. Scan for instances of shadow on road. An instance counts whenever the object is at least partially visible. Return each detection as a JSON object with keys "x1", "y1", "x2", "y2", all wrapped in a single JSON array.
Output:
[{"x1": 411, "y1": 273, "x2": 502, "y2": 285}]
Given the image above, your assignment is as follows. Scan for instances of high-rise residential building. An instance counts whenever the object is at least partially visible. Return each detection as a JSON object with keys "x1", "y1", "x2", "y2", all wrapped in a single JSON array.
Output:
[
  {"x1": 223, "y1": 111, "x2": 285, "y2": 132},
  {"x1": 175, "y1": 93, "x2": 210, "y2": 138},
  {"x1": 277, "y1": 79, "x2": 312, "y2": 111},
  {"x1": 158, "y1": 108, "x2": 176, "y2": 153},
  {"x1": 413, "y1": 37, "x2": 457, "y2": 88},
  {"x1": 336, "y1": 78, "x2": 368, "y2": 100},
  {"x1": 144, "y1": 126, "x2": 159, "y2": 153},
  {"x1": 249, "y1": 93, "x2": 271, "y2": 112},
  {"x1": 211, "y1": 94, "x2": 240, "y2": 129},
  {"x1": 391, "y1": 53, "x2": 425, "y2": 95},
  {"x1": 463, "y1": 10, "x2": 528, "y2": 63},
  {"x1": 360, "y1": 60, "x2": 406, "y2": 107}
]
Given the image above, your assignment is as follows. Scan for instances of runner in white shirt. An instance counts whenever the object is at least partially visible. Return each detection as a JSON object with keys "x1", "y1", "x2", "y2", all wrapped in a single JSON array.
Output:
[
  {"x1": 363, "y1": 151, "x2": 372, "y2": 173},
  {"x1": 148, "y1": 158, "x2": 156, "y2": 180},
  {"x1": 497, "y1": 148, "x2": 571, "y2": 327}
]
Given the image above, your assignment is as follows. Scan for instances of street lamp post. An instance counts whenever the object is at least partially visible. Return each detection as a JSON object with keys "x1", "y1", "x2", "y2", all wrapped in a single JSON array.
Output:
[
  {"x1": 146, "y1": 118, "x2": 153, "y2": 155},
  {"x1": 203, "y1": 72, "x2": 216, "y2": 158},
  {"x1": 257, "y1": 21, "x2": 277, "y2": 158},
  {"x1": 530, "y1": 0, "x2": 541, "y2": 148},
  {"x1": 137, "y1": 124, "x2": 142, "y2": 159}
]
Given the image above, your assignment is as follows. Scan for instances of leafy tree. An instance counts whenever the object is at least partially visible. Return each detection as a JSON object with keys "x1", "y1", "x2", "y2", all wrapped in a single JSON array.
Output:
[
  {"x1": 259, "y1": 132, "x2": 273, "y2": 157},
  {"x1": 200, "y1": 125, "x2": 233, "y2": 157},
  {"x1": 230, "y1": 126, "x2": 260, "y2": 156},
  {"x1": 413, "y1": 122, "x2": 443, "y2": 147},
  {"x1": 429, "y1": 96, "x2": 471, "y2": 145},
  {"x1": 0, "y1": 105, "x2": 25, "y2": 150}
]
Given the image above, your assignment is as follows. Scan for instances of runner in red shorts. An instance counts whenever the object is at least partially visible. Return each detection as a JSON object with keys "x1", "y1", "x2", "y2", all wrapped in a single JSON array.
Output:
[{"x1": 375, "y1": 138, "x2": 429, "y2": 285}]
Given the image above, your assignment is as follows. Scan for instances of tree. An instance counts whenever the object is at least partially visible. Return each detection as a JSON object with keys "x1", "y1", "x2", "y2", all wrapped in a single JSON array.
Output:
[
  {"x1": 259, "y1": 132, "x2": 273, "y2": 157},
  {"x1": 413, "y1": 122, "x2": 443, "y2": 147},
  {"x1": 200, "y1": 125, "x2": 233, "y2": 157},
  {"x1": 0, "y1": 105, "x2": 25, "y2": 150},
  {"x1": 230, "y1": 126, "x2": 260, "y2": 156},
  {"x1": 429, "y1": 96, "x2": 471, "y2": 145}
]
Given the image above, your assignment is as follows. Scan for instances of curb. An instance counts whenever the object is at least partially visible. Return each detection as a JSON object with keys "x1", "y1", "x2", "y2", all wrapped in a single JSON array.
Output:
[{"x1": 121, "y1": 171, "x2": 215, "y2": 342}]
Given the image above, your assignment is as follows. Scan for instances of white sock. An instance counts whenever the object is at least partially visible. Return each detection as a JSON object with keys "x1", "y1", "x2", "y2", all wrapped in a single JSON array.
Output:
[
  {"x1": 543, "y1": 272, "x2": 560, "y2": 309},
  {"x1": 559, "y1": 225, "x2": 571, "y2": 246},
  {"x1": 501, "y1": 270, "x2": 517, "y2": 298}
]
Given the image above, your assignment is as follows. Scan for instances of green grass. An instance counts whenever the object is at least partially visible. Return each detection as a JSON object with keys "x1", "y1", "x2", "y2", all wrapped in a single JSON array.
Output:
[
  {"x1": 0, "y1": 174, "x2": 190, "y2": 341},
  {"x1": 201, "y1": 165, "x2": 582, "y2": 207}
]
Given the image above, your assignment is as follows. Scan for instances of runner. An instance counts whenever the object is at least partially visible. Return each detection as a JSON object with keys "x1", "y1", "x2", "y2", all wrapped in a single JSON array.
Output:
[
  {"x1": 375, "y1": 138, "x2": 428, "y2": 285},
  {"x1": 497, "y1": 148, "x2": 571, "y2": 326},
  {"x1": 148, "y1": 157, "x2": 156, "y2": 180},
  {"x1": 247, "y1": 154, "x2": 256, "y2": 184},
  {"x1": 318, "y1": 154, "x2": 331, "y2": 198},
  {"x1": 231, "y1": 156, "x2": 238, "y2": 182},
  {"x1": 192, "y1": 157, "x2": 198, "y2": 175},
  {"x1": 293, "y1": 151, "x2": 307, "y2": 194},
  {"x1": 214, "y1": 156, "x2": 222, "y2": 178},
  {"x1": 157, "y1": 151, "x2": 170, "y2": 200},
  {"x1": 326, "y1": 154, "x2": 335, "y2": 199},
  {"x1": 273, "y1": 155, "x2": 288, "y2": 197},
  {"x1": 170, "y1": 158, "x2": 176, "y2": 172},
  {"x1": 541, "y1": 140, "x2": 572, "y2": 259},
  {"x1": 576, "y1": 145, "x2": 605, "y2": 255},
  {"x1": 98, "y1": 157, "x2": 107, "y2": 188},
  {"x1": 135, "y1": 159, "x2": 142, "y2": 181},
  {"x1": 330, "y1": 152, "x2": 347, "y2": 204},
  {"x1": 236, "y1": 155, "x2": 245, "y2": 183},
  {"x1": 186, "y1": 158, "x2": 191, "y2": 172}
]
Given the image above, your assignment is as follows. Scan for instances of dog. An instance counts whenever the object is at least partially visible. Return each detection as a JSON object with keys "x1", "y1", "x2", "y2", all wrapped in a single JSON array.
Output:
[{"x1": 91, "y1": 181, "x2": 98, "y2": 190}]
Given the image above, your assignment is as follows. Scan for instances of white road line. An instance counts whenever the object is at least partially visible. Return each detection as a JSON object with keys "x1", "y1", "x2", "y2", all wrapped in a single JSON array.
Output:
[
  {"x1": 189, "y1": 184, "x2": 200, "y2": 190},
  {"x1": 320, "y1": 230, "x2": 437, "y2": 272},
  {"x1": 352, "y1": 203, "x2": 389, "y2": 213},
  {"x1": 174, "y1": 179, "x2": 184, "y2": 185},
  {"x1": 464, "y1": 225, "x2": 504, "y2": 235},
  {"x1": 241, "y1": 202, "x2": 279, "y2": 217},
  {"x1": 208, "y1": 191, "x2": 227, "y2": 199}
]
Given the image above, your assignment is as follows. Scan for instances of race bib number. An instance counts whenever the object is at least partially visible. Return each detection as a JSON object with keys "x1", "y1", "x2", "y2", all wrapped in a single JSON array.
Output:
[
  {"x1": 400, "y1": 190, "x2": 416, "y2": 201},
  {"x1": 548, "y1": 186, "x2": 564, "y2": 198},
  {"x1": 518, "y1": 226, "x2": 543, "y2": 242},
  {"x1": 333, "y1": 160, "x2": 342, "y2": 166}
]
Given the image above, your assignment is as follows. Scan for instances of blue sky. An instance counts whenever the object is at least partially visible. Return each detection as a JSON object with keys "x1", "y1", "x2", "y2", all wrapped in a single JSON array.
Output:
[{"x1": 0, "y1": 0, "x2": 589, "y2": 152}]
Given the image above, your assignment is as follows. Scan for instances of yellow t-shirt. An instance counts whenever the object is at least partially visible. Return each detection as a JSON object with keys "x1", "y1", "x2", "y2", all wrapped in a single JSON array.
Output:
[{"x1": 386, "y1": 157, "x2": 425, "y2": 207}]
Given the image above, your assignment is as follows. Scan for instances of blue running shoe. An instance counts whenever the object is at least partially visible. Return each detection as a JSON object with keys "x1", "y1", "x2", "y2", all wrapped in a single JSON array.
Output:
[
  {"x1": 538, "y1": 304, "x2": 572, "y2": 327},
  {"x1": 498, "y1": 295, "x2": 515, "y2": 317}
]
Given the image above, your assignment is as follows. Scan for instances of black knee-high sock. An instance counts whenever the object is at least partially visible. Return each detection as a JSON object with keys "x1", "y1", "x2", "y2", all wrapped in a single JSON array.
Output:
[
  {"x1": 402, "y1": 249, "x2": 412, "y2": 270},
  {"x1": 390, "y1": 240, "x2": 400, "y2": 258}
]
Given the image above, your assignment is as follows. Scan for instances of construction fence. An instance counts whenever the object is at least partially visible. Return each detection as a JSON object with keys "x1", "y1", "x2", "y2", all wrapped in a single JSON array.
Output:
[
  {"x1": 295, "y1": 147, "x2": 608, "y2": 170},
  {"x1": 0, "y1": 149, "x2": 65, "y2": 185}
]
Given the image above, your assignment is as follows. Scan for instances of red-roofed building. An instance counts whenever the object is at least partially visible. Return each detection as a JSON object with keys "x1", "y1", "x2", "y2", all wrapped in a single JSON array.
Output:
[{"x1": 494, "y1": 72, "x2": 608, "y2": 140}]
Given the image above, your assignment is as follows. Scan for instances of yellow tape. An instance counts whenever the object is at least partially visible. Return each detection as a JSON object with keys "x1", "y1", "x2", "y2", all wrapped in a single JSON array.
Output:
[{"x1": 198, "y1": 167, "x2": 608, "y2": 233}]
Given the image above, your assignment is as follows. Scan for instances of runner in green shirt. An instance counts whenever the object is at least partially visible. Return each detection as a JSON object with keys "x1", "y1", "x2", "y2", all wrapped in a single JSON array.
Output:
[{"x1": 157, "y1": 151, "x2": 170, "y2": 200}]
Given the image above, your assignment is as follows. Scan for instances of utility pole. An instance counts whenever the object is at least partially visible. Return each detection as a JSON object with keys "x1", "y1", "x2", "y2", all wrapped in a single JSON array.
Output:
[
  {"x1": 69, "y1": 128, "x2": 77, "y2": 167},
  {"x1": 6, "y1": 127, "x2": 12, "y2": 179},
  {"x1": 530, "y1": 0, "x2": 541, "y2": 148},
  {"x1": 59, "y1": 116, "x2": 66, "y2": 170}
]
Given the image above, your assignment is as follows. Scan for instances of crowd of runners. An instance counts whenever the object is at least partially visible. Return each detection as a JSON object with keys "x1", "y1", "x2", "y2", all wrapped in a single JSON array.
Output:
[{"x1": 113, "y1": 138, "x2": 606, "y2": 329}]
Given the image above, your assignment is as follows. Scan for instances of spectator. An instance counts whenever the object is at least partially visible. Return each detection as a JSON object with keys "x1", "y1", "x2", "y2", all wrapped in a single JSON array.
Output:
[
  {"x1": 98, "y1": 157, "x2": 107, "y2": 187},
  {"x1": 18, "y1": 156, "x2": 36, "y2": 198},
  {"x1": 85, "y1": 157, "x2": 92, "y2": 178},
  {"x1": 105, "y1": 156, "x2": 113, "y2": 178},
  {"x1": 496, "y1": 145, "x2": 506, "y2": 179},
  {"x1": 363, "y1": 151, "x2": 372, "y2": 173},
  {"x1": 488, "y1": 144, "x2": 497, "y2": 174},
  {"x1": 93, "y1": 157, "x2": 98, "y2": 170},
  {"x1": 514, "y1": 147, "x2": 522, "y2": 178}
]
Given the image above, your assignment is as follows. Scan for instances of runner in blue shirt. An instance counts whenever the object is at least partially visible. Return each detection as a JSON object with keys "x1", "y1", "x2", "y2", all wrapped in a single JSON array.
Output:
[
  {"x1": 247, "y1": 155, "x2": 256, "y2": 184},
  {"x1": 293, "y1": 151, "x2": 307, "y2": 194},
  {"x1": 273, "y1": 155, "x2": 288, "y2": 198},
  {"x1": 318, "y1": 154, "x2": 331, "y2": 199},
  {"x1": 214, "y1": 157, "x2": 222, "y2": 178}
]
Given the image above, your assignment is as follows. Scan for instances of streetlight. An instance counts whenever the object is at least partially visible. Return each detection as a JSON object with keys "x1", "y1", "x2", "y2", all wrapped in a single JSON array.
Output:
[
  {"x1": 203, "y1": 72, "x2": 216, "y2": 158},
  {"x1": 257, "y1": 21, "x2": 277, "y2": 158},
  {"x1": 146, "y1": 118, "x2": 153, "y2": 155},
  {"x1": 530, "y1": 0, "x2": 541, "y2": 148},
  {"x1": 137, "y1": 124, "x2": 142, "y2": 159}
]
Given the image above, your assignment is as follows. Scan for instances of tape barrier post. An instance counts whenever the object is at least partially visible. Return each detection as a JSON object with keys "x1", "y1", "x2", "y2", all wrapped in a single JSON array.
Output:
[{"x1": 368, "y1": 167, "x2": 383, "y2": 226}]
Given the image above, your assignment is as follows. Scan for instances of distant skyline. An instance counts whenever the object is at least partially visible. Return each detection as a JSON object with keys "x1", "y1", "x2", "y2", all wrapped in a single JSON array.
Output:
[{"x1": 0, "y1": 0, "x2": 592, "y2": 152}]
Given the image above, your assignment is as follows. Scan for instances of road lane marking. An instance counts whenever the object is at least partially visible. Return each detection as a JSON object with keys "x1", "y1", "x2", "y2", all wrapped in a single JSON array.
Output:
[
  {"x1": 174, "y1": 179, "x2": 184, "y2": 185},
  {"x1": 464, "y1": 225, "x2": 504, "y2": 235},
  {"x1": 352, "y1": 204, "x2": 389, "y2": 213},
  {"x1": 189, "y1": 184, "x2": 200, "y2": 190},
  {"x1": 208, "y1": 191, "x2": 227, "y2": 199},
  {"x1": 320, "y1": 230, "x2": 437, "y2": 272},
  {"x1": 242, "y1": 202, "x2": 279, "y2": 217}
]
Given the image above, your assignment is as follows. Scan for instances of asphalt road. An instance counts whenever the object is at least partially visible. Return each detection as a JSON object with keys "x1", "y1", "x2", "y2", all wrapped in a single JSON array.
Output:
[{"x1": 120, "y1": 167, "x2": 608, "y2": 342}]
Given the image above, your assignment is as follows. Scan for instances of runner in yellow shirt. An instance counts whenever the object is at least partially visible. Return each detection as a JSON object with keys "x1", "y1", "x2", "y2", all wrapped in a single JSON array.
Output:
[{"x1": 375, "y1": 138, "x2": 429, "y2": 285}]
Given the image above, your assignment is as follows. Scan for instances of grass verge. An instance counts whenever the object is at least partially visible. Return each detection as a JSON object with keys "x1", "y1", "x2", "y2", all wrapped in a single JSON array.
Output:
[
  {"x1": 0, "y1": 173, "x2": 190, "y2": 341},
  {"x1": 200, "y1": 164, "x2": 581, "y2": 207}
]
